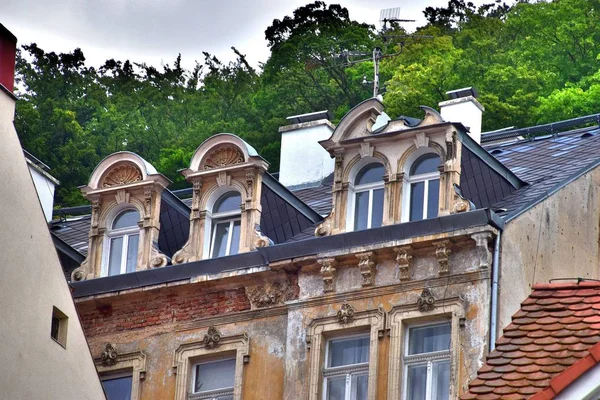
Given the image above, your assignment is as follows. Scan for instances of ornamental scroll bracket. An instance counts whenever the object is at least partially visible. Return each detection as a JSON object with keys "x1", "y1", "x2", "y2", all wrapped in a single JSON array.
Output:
[
  {"x1": 433, "y1": 240, "x2": 451, "y2": 276},
  {"x1": 101, "y1": 343, "x2": 118, "y2": 366},
  {"x1": 417, "y1": 288, "x2": 436, "y2": 312},
  {"x1": 318, "y1": 257, "x2": 338, "y2": 293},
  {"x1": 202, "y1": 326, "x2": 222, "y2": 349},
  {"x1": 337, "y1": 303, "x2": 355, "y2": 324},
  {"x1": 356, "y1": 251, "x2": 376, "y2": 286},
  {"x1": 394, "y1": 245, "x2": 413, "y2": 282}
]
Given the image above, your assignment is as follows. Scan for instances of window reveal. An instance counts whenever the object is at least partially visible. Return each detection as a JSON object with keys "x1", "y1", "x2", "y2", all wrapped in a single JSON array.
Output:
[
  {"x1": 105, "y1": 209, "x2": 140, "y2": 276},
  {"x1": 408, "y1": 154, "x2": 441, "y2": 222},
  {"x1": 352, "y1": 163, "x2": 385, "y2": 231},
  {"x1": 323, "y1": 336, "x2": 370, "y2": 400},
  {"x1": 210, "y1": 192, "x2": 242, "y2": 258},
  {"x1": 191, "y1": 358, "x2": 236, "y2": 400}
]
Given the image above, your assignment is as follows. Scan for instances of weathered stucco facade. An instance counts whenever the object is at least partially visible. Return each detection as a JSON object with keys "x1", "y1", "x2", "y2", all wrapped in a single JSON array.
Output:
[{"x1": 498, "y1": 166, "x2": 600, "y2": 332}]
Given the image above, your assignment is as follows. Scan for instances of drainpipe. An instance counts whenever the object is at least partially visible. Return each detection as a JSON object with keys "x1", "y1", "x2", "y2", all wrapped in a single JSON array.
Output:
[{"x1": 490, "y1": 232, "x2": 501, "y2": 351}]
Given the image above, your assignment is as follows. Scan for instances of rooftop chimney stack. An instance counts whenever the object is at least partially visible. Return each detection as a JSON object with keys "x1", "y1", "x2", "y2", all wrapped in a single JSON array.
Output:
[
  {"x1": 278, "y1": 111, "x2": 335, "y2": 189},
  {"x1": 0, "y1": 24, "x2": 17, "y2": 94},
  {"x1": 439, "y1": 87, "x2": 484, "y2": 144}
]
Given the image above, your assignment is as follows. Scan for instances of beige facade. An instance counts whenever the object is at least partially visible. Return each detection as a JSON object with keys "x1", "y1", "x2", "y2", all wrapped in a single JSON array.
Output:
[{"x1": 0, "y1": 74, "x2": 106, "y2": 398}]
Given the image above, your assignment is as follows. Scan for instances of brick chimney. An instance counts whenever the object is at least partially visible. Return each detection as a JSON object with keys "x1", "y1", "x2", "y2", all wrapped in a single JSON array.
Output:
[
  {"x1": 278, "y1": 110, "x2": 335, "y2": 188},
  {"x1": 0, "y1": 24, "x2": 17, "y2": 94},
  {"x1": 439, "y1": 87, "x2": 484, "y2": 144}
]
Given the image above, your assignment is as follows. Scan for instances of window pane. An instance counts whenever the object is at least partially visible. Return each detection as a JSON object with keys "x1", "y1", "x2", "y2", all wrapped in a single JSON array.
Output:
[
  {"x1": 229, "y1": 220, "x2": 241, "y2": 256},
  {"x1": 102, "y1": 376, "x2": 132, "y2": 400},
  {"x1": 354, "y1": 191, "x2": 369, "y2": 231},
  {"x1": 108, "y1": 237, "x2": 123, "y2": 276},
  {"x1": 211, "y1": 222, "x2": 230, "y2": 258},
  {"x1": 410, "y1": 153, "x2": 440, "y2": 175},
  {"x1": 125, "y1": 234, "x2": 138, "y2": 273},
  {"x1": 427, "y1": 179, "x2": 440, "y2": 219},
  {"x1": 371, "y1": 188, "x2": 384, "y2": 228},
  {"x1": 355, "y1": 163, "x2": 385, "y2": 186},
  {"x1": 406, "y1": 364, "x2": 427, "y2": 400},
  {"x1": 328, "y1": 336, "x2": 370, "y2": 367},
  {"x1": 112, "y1": 210, "x2": 139, "y2": 229},
  {"x1": 214, "y1": 192, "x2": 241, "y2": 213},
  {"x1": 410, "y1": 182, "x2": 425, "y2": 221},
  {"x1": 326, "y1": 376, "x2": 346, "y2": 400},
  {"x1": 408, "y1": 323, "x2": 451, "y2": 355},
  {"x1": 194, "y1": 358, "x2": 236, "y2": 393},
  {"x1": 350, "y1": 373, "x2": 368, "y2": 400},
  {"x1": 433, "y1": 360, "x2": 450, "y2": 400}
]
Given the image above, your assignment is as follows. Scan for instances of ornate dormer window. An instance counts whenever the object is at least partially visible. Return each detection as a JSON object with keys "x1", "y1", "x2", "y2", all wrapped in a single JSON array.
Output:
[
  {"x1": 103, "y1": 208, "x2": 140, "y2": 276},
  {"x1": 209, "y1": 191, "x2": 242, "y2": 258},
  {"x1": 407, "y1": 153, "x2": 441, "y2": 222},
  {"x1": 173, "y1": 134, "x2": 270, "y2": 264},
  {"x1": 349, "y1": 163, "x2": 385, "y2": 231},
  {"x1": 71, "y1": 152, "x2": 170, "y2": 281}
]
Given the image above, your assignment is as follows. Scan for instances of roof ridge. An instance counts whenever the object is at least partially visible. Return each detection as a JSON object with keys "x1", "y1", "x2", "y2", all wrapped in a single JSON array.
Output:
[{"x1": 532, "y1": 281, "x2": 600, "y2": 290}]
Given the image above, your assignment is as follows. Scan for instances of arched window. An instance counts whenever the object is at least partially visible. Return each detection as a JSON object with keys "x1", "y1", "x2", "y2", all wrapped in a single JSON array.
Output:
[
  {"x1": 408, "y1": 153, "x2": 441, "y2": 221},
  {"x1": 210, "y1": 192, "x2": 242, "y2": 258},
  {"x1": 352, "y1": 163, "x2": 385, "y2": 231},
  {"x1": 104, "y1": 209, "x2": 140, "y2": 276}
]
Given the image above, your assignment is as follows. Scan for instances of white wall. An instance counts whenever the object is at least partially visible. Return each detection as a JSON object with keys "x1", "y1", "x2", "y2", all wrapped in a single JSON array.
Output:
[
  {"x1": 28, "y1": 164, "x2": 56, "y2": 222},
  {"x1": 439, "y1": 96, "x2": 484, "y2": 143},
  {"x1": 279, "y1": 121, "x2": 334, "y2": 188},
  {"x1": 0, "y1": 89, "x2": 106, "y2": 399}
]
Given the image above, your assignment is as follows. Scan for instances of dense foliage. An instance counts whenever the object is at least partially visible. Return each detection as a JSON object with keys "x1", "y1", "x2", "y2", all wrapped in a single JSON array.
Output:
[{"x1": 14, "y1": 0, "x2": 600, "y2": 206}]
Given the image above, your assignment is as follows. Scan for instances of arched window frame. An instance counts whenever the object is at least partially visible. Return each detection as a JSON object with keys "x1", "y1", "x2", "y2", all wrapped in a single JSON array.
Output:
[
  {"x1": 346, "y1": 159, "x2": 386, "y2": 232},
  {"x1": 401, "y1": 150, "x2": 442, "y2": 223},
  {"x1": 203, "y1": 188, "x2": 243, "y2": 259},
  {"x1": 101, "y1": 206, "x2": 141, "y2": 277}
]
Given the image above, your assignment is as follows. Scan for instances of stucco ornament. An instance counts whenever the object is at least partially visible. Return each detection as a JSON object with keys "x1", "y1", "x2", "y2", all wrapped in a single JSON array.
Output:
[
  {"x1": 315, "y1": 209, "x2": 335, "y2": 237},
  {"x1": 394, "y1": 246, "x2": 413, "y2": 282},
  {"x1": 253, "y1": 224, "x2": 273, "y2": 248},
  {"x1": 356, "y1": 252, "x2": 376, "y2": 286},
  {"x1": 417, "y1": 288, "x2": 436, "y2": 312},
  {"x1": 101, "y1": 343, "x2": 118, "y2": 366},
  {"x1": 318, "y1": 258, "x2": 338, "y2": 293},
  {"x1": 245, "y1": 280, "x2": 296, "y2": 309},
  {"x1": 102, "y1": 163, "x2": 142, "y2": 187},
  {"x1": 203, "y1": 146, "x2": 244, "y2": 169},
  {"x1": 433, "y1": 240, "x2": 452, "y2": 276},
  {"x1": 337, "y1": 303, "x2": 355, "y2": 324},
  {"x1": 202, "y1": 326, "x2": 222, "y2": 349}
]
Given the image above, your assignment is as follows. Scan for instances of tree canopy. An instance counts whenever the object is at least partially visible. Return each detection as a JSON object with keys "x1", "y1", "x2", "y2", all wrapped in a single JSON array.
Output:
[{"x1": 14, "y1": 0, "x2": 600, "y2": 207}]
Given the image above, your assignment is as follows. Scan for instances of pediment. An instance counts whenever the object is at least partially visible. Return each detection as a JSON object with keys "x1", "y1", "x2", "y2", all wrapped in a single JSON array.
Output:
[{"x1": 322, "y1": 98, "x2": 385, "y2": 148}]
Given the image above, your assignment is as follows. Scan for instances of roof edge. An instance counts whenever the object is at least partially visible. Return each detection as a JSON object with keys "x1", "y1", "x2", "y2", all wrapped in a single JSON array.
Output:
[
  {"x1": 262, "y1": 172, "x2": 323, "y2": 224},
  {"x1": 532, "y1": 281, "x2": 600, "y2": 290}
]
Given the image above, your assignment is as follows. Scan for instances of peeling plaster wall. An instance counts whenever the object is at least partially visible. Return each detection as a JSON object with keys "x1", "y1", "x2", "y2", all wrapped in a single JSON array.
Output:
[{"x1": 499, "y1": 169, "x2": 600, "y2": 334}]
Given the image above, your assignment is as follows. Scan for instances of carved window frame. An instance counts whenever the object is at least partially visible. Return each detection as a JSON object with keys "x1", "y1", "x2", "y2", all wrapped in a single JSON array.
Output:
[
  {"x1": 400, "y1": 148, "x2": 441, "y2": 223},
  {"x1": 173, "y1": 332, "x2": 249, "y2": 400},
  {"x1": 386, "y1": 298, "x2": 464, "y2": 400},
  {"x1": 101, "y1": 205, "x2": 142, "y2": 277},
  {"x1": 306, "y1": 307, "x2": 385, "y2": 400},
  {"x1": 202, "y1": 186, "x2": 242, "y2": 260},
  {"x1": 95, "y1": 348, "x2": 147, "y2": 400}
]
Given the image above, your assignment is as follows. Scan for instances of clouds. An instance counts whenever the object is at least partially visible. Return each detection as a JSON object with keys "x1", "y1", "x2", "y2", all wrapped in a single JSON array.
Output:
[{"x1": 2, "y1": 0, "x2": 466, "y2": 69}]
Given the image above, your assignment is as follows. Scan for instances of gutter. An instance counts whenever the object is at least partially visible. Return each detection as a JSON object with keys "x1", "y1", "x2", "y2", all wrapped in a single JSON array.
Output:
[{"x1": 490, "y1": 231, "x2": 501, "y2": 350}]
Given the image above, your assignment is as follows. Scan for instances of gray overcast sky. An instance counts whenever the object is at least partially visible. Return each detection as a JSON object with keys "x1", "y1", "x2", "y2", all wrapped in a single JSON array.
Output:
[{"x1": 3, "y1": 0, "x2": 489, "y2": 69}]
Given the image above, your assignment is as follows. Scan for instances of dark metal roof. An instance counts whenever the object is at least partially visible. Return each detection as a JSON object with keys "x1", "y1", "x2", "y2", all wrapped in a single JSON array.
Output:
[
  {"x1": 485, "y1": 124, "x2": 600, "y2": 220},
  {"x1": 290, "y1": 173, "x2": 333, "y2": 217},
  {"x1": 70, "y1": 209, "x2": 504, "y2": 298}
]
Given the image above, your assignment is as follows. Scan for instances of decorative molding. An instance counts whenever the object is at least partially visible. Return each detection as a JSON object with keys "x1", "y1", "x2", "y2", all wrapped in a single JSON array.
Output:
[
  {"x1": 202, "y1": 326, "x2": 222, "y2": 349},
  {"x1": 417, "y1": 288, "x2": 436, "y2": 312},
  {"x1": 143, "y1": 187, "x2": 152, "y2": 217},
  {"x1": 394, "y1": 245, "x2": 413, "y2": 282},
  {"x1": 414, "y1": 132, "x2": 430, "y2": 148},
  {"x1": 318, "y1": 257, "x2": 338, "y2": 293},
  {"x1": 150, "y1": 244, "x2": 168, "y2": 268},
  {"x1": 95, "y1": 347, "x2": 147, "y2": 400},
  {"x1": 433, "y1": 239, "x2": 451, "y2": 275},
  {"x1": 471, "y1": 231, "x2": 493, "y2": 269},
  {"x1": 173, "y1": 332, "x2": 249, "y2": 400},
  {"x1": 115, "y1": 189, "x2": 130, "y2": 204},
  {"x1": 216, "y1": 171, "x2": 231, "y2": 187},
  {"x1": 245, "y1": 169, "x2": 255, "y2": 199},
  {"x1": 315, "y1": 209, "x2": 334, "y2": 237},
  {"x1": 102, "y1": 163, "x2": 143, "y2": 187},
  {"x1": 253, "y1": 224, "x2": 273, "y2": 249},
  {"x1": 306, "y1": 306, "x2": 385, "y2": 400},
  {"x1": 359, "y1": 142, "x2": 374, "y2": 158},
  {"x1": 245, "y1": 280, "x2": 296, "y2": 309},
  {"x1": 356, "y1": 251, "x2": 376, "y2": 286},
  {"x1": 100, "y1": 343, "x2": 118, "y2": 366},
  {"x1": 203, "y1": 146, "x2": 244, "y2": 170},
  {"x1": 337, "y1": 302, "x2": 355, "y2": 324}
]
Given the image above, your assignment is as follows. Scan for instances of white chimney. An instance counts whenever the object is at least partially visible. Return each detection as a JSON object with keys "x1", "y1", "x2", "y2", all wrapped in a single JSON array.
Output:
[
  {"x1": 439, "y1": 87, "x2": 484, "y2": 143},
  {"x1": 24, "y1": 151, "x2": 59, "y2": 222},
  {"x1": 279, "y1": 111, "x2": 335, "y2": 188}
]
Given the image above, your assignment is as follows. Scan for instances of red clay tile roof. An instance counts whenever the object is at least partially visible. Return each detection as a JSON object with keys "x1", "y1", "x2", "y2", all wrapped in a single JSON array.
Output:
[{"x1": 461, "y1": 281, "x2": 600, "y2": 400}]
